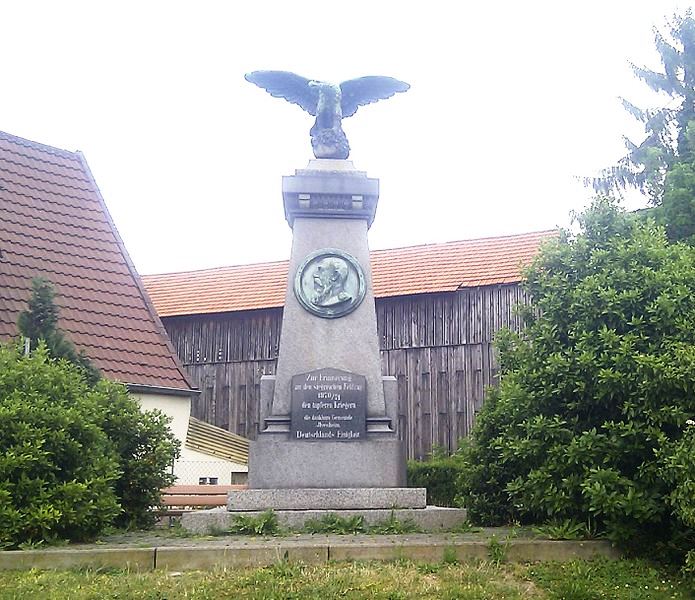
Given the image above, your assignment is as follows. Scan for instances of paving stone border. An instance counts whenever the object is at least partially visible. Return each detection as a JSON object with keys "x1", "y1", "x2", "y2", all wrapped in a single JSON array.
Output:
[{"x1": 0, "y1": 535, "x2": 620, "y2": 571}]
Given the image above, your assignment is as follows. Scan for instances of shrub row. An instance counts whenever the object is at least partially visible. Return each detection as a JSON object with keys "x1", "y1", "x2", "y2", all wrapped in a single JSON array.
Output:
[{"x1": 406, "y1": 451, "x2": 466, "y2": 507}]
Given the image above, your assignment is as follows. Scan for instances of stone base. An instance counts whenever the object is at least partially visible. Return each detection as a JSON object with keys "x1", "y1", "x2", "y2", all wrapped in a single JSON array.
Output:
[
  {"x1": 181, "y1": 506, "x2": 468, "y2": 534},
  {"x1": 227, "y1": 488, "x2": 426, "y2": 511},
  {"x1": 249, "y1": 439, "x2": 406, "y2": 488}
]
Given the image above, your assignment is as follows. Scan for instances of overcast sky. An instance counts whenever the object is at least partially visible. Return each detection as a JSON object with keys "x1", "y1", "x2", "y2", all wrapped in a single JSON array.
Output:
[{"x1": 0, "y1": 1, "x2": 690, "y2": 274}]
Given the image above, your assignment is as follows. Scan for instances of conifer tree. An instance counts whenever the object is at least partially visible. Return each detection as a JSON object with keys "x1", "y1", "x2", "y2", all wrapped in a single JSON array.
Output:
[
  {"x1": 16, "y1": 277, "x2": 59, "y2": 344},
  {"x1": 590, "y1": 11, "x2": 695, "y2": 205},
  {"x1": 660, "y1": 121, "x2": 695, "y2": 243},
  {"x1": 17, "y1": 277, "x2": 101, "y2": 384}
]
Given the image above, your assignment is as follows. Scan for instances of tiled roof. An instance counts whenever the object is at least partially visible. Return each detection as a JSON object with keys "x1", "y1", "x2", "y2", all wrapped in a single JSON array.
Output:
[
  {"x1": 0, "y1": 130, "x2": 192, "y2": 391},
  {"x1": 143, "y1": 230, "x2": 556, "y2": 318}
]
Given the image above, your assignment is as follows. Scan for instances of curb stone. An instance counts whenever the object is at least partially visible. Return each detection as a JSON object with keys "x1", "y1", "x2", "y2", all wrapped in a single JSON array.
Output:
[{"x1": 0, "y1": 537, "x2": 619, "y2": 571}]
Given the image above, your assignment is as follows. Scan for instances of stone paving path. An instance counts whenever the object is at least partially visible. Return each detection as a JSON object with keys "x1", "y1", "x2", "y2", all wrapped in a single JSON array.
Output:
[{"x1": 61, "y1": 527, "x2": 525, "y2": 550}]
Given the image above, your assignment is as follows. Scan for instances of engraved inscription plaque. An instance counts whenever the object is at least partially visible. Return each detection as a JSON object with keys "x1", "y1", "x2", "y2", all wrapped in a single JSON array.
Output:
[
  {"x1": 291, "y1": 368, "x2": 367, "y2": 441},
  {"x1": 294, "y1": 248, "x2": 366, "y2": 319}
]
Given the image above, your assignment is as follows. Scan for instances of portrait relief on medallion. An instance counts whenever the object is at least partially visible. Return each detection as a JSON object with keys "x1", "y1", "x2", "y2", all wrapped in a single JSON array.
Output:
[{"x1": 294, "y1": 249, "x2": 366, "y2": 318}]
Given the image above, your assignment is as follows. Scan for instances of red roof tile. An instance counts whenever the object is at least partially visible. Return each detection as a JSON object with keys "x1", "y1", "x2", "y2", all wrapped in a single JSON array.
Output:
[
  {"x1": 0, "y1": 131, "x2": 192, "y2": 392},
  {"x1": 142, "y1": 230, "x2": 556, "y2": 318}
]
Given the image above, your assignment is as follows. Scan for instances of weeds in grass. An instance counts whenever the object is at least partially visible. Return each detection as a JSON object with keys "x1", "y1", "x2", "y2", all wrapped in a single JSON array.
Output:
[
  {"x1": 534, "y1": 518, "x2": 585, "y2": 540},
  {"x1": 16, "y1": 535, "x2": 71, "y2": 550},
  {"x1": 442, "y1": 546, "x2": 459, "y2": 565},
  {"x1": 534, "y1": 518, "x2": 603, "y2": 540},
  {"x1": 527, "y1": 558, "x2": 694, "y2": 599},
  {"x1": 487, "y1": 535, "x2": 508, "y2": 566},
  {"x1": 17, "y1": 539, "x2": 46, "y2": 550},
  {"x1": 447, "y1": 520, "x2": 481, "y2": 533},
  {"x1": 303, "y1": 514, "x2": 366, "y2": 534},
  {"x1": 303, "y1": 511, "x2": 422, "y2": 535},
  {"x1": 416, "y1": 562, "x2": 442, "y2": 574},
  {"x1": 266, "y1": 554, "x2": 301, "y2": 578},
  {"x1": 164, "y1": 520, "x2": 195, "y2": 538},
  {"x1": 229, "y1": 510, "x2": 279, "y2": 535},
  {"x1": 1, "y1": 558, "x2": 693, "y2": 599},
  {"x1": 206, "y1": 524, "x2": 229, "y2": 537},
  {"x1": 368, "y1": 512, "x2": 421, "y2": 535}
]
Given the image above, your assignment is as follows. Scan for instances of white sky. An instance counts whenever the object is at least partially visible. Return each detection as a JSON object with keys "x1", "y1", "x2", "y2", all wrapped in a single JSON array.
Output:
[{"x1": 0, "y1": 1, "x2": 690, "y2": 274}]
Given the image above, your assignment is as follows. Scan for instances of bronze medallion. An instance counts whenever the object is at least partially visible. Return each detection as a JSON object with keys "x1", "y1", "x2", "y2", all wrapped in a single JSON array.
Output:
[{"x1": 294, "y1": 248, "x2": 366, "y2": 318}]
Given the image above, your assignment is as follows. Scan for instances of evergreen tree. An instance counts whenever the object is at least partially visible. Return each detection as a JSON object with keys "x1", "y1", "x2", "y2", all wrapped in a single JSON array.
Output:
[
  {"x1": 659, "y1": 121, "x2": 695, "y2": 243},
  {"x1": 17, "y1": 278, "x2": 101, "y2": 385},
  {"x1": 16, "y1": 277, "x2": 59, "y2": 343},
  {"x1": 590, "y1": 11, "x2": 695, "y2": 204}
]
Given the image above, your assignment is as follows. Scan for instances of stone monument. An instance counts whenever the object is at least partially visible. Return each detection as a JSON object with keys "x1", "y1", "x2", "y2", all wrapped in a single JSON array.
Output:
[
  {"x1": 250, "y1": 158, "x2": 405, "y2": 491},
  {"x1": 181, "y1": 72, "x2": 467, "y2": 532}
]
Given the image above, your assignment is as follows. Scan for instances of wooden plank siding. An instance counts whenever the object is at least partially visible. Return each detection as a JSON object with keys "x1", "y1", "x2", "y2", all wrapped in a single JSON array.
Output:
[{"x1": 162, "y1": 284, "x2": 530, "y2": 460}]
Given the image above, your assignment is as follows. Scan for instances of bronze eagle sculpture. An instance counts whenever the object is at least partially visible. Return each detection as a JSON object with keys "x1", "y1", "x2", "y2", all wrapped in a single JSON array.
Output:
[{"x1": 245, "y1": 71, "x2": 410, "y2": 159}]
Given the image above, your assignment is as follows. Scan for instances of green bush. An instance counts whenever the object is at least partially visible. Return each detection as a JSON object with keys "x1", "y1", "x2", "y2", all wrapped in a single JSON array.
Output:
[
  {"x1": 407, "y1": 451, "x2": 467, "y2": 507},
  {"x1": 659, "y1": 420, "x2": 695, "y2": 572},
  {"x1": 459, "y1": 199, "x2": 695, "y2": 560},
  {"x1": 0, "y1": 344, "x2": 120, "y2": 547},
  {"x1": 0, "y1": 340, "x2": 181, "y2": 546},
  {"x1": 95, "y1": 381, "x2": 179, "y2": 529},
  {"x1": 13, "y1": 278, "x2": 180, "y2": 532}
]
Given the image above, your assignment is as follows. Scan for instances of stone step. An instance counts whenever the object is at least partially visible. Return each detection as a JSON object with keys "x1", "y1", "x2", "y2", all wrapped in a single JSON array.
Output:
[
  {"x1": 227, "y1": 487, "x2": 427, "y2": 511},
  {"x1": 183, "y1": 506, "x2": 466, "y2": 534}
]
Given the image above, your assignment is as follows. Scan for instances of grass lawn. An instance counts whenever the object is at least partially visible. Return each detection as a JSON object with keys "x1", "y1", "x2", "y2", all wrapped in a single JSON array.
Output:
[{"x1": 0, "y1": 558, "x2": 692, "y2": 599}]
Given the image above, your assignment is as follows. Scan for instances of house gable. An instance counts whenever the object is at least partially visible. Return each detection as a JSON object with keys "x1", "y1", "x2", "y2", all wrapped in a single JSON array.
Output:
[{"x1": 0, "y1": 130, "x2": 191, "y2": 392}]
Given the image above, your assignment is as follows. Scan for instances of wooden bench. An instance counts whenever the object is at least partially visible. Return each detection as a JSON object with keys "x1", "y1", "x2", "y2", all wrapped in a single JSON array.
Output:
[{"x1": 158, "y1": 484, "x2": 247, "y2": 518}]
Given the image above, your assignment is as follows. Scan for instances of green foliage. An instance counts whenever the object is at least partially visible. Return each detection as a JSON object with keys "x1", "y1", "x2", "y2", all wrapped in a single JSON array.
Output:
[
  {"x1": 229, "y1": 510, "x2": 279, "y2": 535},
  {"x1": 17, "y1": 278, "x2": 100, "y2": 385},
  {"x1": 94, "y1": 382, "x2": 179, "y2": 529},
  {"x1": 459, "y1": 199, "x2": 695, "y2": 560},
  {"x1": 16, "y1": 277, "x2": 59, "y2": 342},
  {"x1": 369, "y1": 512, "x2": 421, "y2": 535},
  {"x1": 658, "y1": 421, "x2": 695, "y2": 531},
  {"x1": 447, "y1": 520, "x2": 480, "y2": 534},
  {"x1": 302, "y1": 511, "x2": 420, "y2": 535},
  {"x1": 442, "y1": 546, "x2": 459, "y2": 565},
  {"x1": 0, "y1": 344, "x2": 120, "y2": 548},
  {"x1": 487, "y1": 535, "x2": 508, "y2": 566},
  {"x1": 534, "y1": 518, "x2": 597, "y2": 541},
  {"x1": 12, "y1": 278, "x2": 180, "y2": 532},
  {"x1": 590, "y1": 11, "x2": 695, "y2": 204},
  {"x1": 407, "y1": 451, "x2": 468, "y2": 507},
  {"x1": 657, "y1": 121, "x2": 695, "y2": 244},
  {"x1": 303, "y1": 513, "x2": 366, "y2": 534}
]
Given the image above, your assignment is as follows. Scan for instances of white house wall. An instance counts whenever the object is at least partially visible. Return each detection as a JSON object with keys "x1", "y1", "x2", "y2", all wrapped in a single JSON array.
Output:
[
  {"x1": 132, "y1": 392, "x2": 191, "y2": 444},
  {"x1": 177, "y1": 446, "x2": 248, "y2": 485},
  {"x1": 131, "y1": 391, "x2": 247, "y2": 485}
]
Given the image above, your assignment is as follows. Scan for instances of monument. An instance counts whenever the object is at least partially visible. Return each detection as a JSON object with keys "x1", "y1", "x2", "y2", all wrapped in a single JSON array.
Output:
[{"x1": 182, "y1": 71, "x2": 467, "y2": 531}]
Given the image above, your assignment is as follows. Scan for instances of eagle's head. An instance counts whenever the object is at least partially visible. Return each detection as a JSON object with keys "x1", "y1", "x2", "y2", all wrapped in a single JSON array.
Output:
[{"x1": 309, "y1": 80, "x2": 341, "y2": 97}]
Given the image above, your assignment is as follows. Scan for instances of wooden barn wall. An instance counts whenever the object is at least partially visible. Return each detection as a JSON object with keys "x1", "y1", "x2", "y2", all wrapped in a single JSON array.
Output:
[{"x1": 163, "y1": 284, "x2": 530, "y2": 459}]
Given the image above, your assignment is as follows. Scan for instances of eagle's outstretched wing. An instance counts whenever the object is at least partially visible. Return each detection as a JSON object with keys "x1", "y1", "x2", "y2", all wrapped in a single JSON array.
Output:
[
  {"x1": 244, "y1": 71, "x2": 320, "y2": 116},
  {"x1": 340, "y1": 77, "x2": 410, "y2": 118}
]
